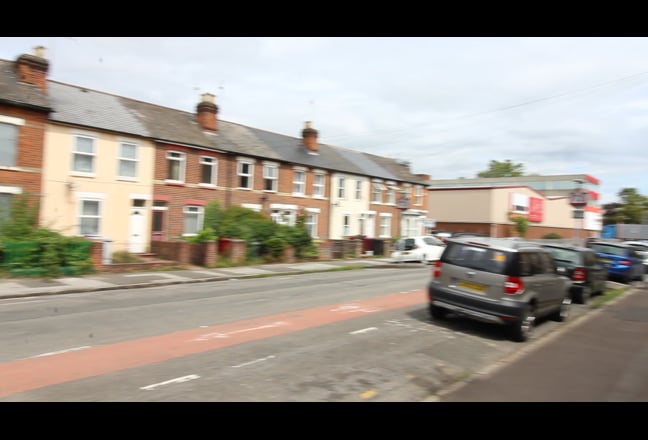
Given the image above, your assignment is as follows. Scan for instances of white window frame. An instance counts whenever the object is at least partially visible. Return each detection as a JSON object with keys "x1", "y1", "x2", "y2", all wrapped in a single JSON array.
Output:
[
  {"x1": 379, "y1": 213, "x2": 392, "y2": 238},
  {"x1": 263, "y1": 162, "x2": 278, "y2": 192},
  {"x1": 386, "y1": 183, "x2": 397, "y2": 205},
  {"x1": 293, "y1": 168, "x2": 306, "y2": 196},
  {"x1": 237, "y1": 159, "x2": 254, "y2": 189},
  {"x1": 337, "y1": 176, "x2": 346, "y2": 199},
  {"x1": 0, "y1": 116, "x2": 23, "y2": 168},
  {"x1": 72, "y1": 135, "x2": 96, "y2": 176},
  {"x1": 305, "y1": 213, "x2": 318, "y2": 238},
  {"x1": 117, "y1": 141, "x2": 138, "y2": 180},
  {"x1": 355, "y1": 180, "x2": 362, "y2": 200},
  {"x1": 199, "y1": 155, "x2": 217, "y2": 186},
  {"x1": 313, "y1": 172, "x2": 325, "y2": 198},
  {"x1": 414, "y1": 185, "x2": 423, "y2": 205},
  {"x1": 183, "y1": 205, "x2": 204, "y2": 236},
  {"x1": 165, "y1": 150, "x2": 186, "y2": 183},
  {"x1": 372, "y1": 182, "x2": 384, "y2": 203},
  {"x1": 78, "y1": 198, "x2": 102, "y2": 237},
  {"x1": 270, "y1": 208, "x2": 296, "y2": 226}
]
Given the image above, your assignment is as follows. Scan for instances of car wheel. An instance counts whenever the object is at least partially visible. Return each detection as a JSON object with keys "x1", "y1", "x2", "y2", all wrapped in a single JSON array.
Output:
[
  {"x1": 429, "y1": 304, "x2": 448, "y2": 320},
  {"x1": 510, "y1": 308, "x2": 536, "y2": 342},
  {"x1": 551, "y1": 298, "x2": 571, "y2": 322},
  {"x1": 574, "y1": 286, "x2": 591, "y2": 304}
]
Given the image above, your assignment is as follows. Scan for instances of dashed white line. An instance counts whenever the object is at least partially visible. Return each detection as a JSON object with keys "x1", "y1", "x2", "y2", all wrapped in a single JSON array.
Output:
[
  {"x1": 33, "y1": 346, "x2": 91, "y2": 358},
  {"x1": 350, "y1": 327, "x2": 378, "y2": 335},
  {"x1": 192, "y1": 321, "x2": 289, "y2": 341},
  {"x1": 140, "y1": 374, "x2": 200, "y2": 391},
  {"x1": 232, "y1": 355, "x2": 276, "y2": 368}
]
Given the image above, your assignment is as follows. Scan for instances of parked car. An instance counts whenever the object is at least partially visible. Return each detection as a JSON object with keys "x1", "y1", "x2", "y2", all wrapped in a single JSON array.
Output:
[
  {"x1": 540, "y1": 243, "x2": 607, "y2": 304},
  {"x1": 428, "y1": 237, "x2": 571, "y2": 342},
  {"x1": 587, "y1": 241, "x2": 644, "y2": 283},
  {"x1": 433, "y1": 232, "x2": 487, "y2": 243},
  {"x1": 621, "y1": 241, "x2": 648, "y2": 274},
  {"x1": 391, "y1": 236, "x2": 446, "y2": 264}
]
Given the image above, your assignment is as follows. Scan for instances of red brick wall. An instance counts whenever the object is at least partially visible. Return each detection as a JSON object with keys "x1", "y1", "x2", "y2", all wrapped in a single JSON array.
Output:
[
  {"x1": 153, "y1": 143, "x2": 332, "y2": 240},
  {"x1": 0, "y1": 104, "x2": 47, "y2": 219}
]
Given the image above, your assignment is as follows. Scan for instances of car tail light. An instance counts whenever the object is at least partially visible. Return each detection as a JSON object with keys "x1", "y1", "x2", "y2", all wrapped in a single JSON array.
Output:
[
  {"x1": 572, "y1": 267, "x2": 586, "y2": 281},
  {"x1": 620, "y1": 260, "x2": 632, "y2": 266},
  {"x1": 433, "y1": 260, "x2": 442, "y2": 279},
  {"x1": 504, "y1": 276, "x2": 523, "y2": 294}
]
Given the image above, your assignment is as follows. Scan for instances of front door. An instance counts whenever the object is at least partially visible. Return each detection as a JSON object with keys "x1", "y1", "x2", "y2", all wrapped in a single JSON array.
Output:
[{"x1": 128, "y1": 207, "x2": 147, "y2": 253}]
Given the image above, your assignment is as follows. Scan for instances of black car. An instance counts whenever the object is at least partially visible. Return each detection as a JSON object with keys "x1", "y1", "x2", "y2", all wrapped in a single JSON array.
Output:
[{"x1": 541, "y1": 243, "x2": 607, "y2": 304}]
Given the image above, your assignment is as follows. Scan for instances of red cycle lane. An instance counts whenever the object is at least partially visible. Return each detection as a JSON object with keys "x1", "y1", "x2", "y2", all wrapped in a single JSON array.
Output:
[{"x1": 0, "y1": 289, "x2": 426, "y2": 398}]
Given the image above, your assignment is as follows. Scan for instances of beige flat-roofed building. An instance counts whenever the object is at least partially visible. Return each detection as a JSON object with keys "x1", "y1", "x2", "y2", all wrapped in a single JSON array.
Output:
[{"x1": 427, "y1": 185, "x2": 602, "y2": 240}]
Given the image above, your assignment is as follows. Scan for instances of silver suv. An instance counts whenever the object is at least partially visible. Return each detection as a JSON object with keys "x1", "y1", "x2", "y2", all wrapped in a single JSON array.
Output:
[{"x1": 427, "y1": 237, "x2": 571, "y2": 342}]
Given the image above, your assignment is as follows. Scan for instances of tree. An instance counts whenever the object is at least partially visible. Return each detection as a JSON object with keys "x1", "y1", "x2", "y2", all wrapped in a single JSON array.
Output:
[
  {"x1": 615, "y1": 188, "x2": 648, "y2": 224},
  {"x1": 513, "y1": 216, "x2": 529, "y2": 237},
  {"x1": 477, "y1": 160, "x2": 525, "y2": 178}
]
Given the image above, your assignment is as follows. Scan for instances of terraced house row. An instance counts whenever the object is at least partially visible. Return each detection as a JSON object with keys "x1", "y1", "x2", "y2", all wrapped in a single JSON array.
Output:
[{"x1": 0, "y1": 46, "x2": 430, "y2": 256}]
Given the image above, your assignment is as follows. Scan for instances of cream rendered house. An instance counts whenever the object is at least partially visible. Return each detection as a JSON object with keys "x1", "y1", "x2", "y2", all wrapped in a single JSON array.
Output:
[{"x1": 40, "y1": 81, "x2": 155, "y2": 254}]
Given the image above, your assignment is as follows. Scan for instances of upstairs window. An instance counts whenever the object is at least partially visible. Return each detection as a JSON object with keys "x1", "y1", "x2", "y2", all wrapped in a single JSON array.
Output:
[
  {"x1": 200, "y1": 156, "x2": 217, "y2": 185},
  {"x1": 313, "y1": 173, "x2": 325, "y2": 198},
  {"x1": 166, "y1": 151, "x2": 186, "y2": 182},
  {"x1": 293, "y1": 170, "x2": 306, "y2": 195},
  {"x1": 337, "y1": 177, "x2": 346, "y2": 199},
  {"x1": 72, "y1": 135, "x2": 96, "y2": 174},
  {"x1": 238, "y1": 160, "x2": 254, "y2": 189},
  {"x1": 117, "y1": 142, "x2": 138, "y2": 179},
  {"x1": 263, "y1": 163, "x2": 278, "y2": 192}
]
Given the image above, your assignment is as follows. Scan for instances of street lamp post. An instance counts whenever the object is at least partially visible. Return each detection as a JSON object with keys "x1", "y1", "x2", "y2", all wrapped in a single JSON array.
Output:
[{"x1": 569, "y1": 179, "x2": 587, "y2": 245}]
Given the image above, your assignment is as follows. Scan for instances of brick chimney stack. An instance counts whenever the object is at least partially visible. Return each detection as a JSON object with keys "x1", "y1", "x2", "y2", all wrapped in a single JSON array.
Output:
[
  {"x1": 301, "y1": 121, "x2": 319, "y2": 153},
  {"x1": 196, "y1": 93, "x2": 218, "y2": 131},
  {"x1": 15, "y1": 46, "x2": 49, "y2": 93}
]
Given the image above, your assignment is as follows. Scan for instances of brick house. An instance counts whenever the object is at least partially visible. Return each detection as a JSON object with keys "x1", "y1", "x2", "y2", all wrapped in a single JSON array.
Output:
[
  {"x1": 0, "y1": 46, "x2": 51, "y2": 222},
  {"x1": 2, "y1": 46, "x2": 430, "y2": 259}
]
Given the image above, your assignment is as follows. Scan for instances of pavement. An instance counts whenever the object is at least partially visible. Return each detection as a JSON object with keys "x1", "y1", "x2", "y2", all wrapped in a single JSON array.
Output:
[{"x1": 0, "y1": 257, "x2": 406, "y2": 299}]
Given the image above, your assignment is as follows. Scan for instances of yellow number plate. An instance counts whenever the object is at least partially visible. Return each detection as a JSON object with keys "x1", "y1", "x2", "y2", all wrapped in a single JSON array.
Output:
[{"x1": 458, "y1": 280, "x2": 486, "y2": 293}]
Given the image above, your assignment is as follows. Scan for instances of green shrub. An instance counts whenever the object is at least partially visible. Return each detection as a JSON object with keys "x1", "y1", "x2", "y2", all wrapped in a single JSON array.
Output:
[{"x1": 264, "y1": 237, "x2": 287, "y2": 262}]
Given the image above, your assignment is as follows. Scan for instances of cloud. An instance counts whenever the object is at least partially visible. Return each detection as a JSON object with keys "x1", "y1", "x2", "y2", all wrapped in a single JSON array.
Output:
[{"x1": 2, "y1": 36, "x2": 648, "y2": 205}]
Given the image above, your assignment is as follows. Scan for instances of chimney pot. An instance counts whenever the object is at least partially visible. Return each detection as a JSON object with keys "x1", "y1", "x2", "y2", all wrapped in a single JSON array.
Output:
[{"x1": 34, "y1": 46, "x2": 46, "y2": 58}]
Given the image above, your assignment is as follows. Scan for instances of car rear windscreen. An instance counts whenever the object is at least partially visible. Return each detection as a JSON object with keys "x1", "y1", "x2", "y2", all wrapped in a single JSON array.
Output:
[{"x1": 442, "y1": 242, "x2": 512, "y2": 274}]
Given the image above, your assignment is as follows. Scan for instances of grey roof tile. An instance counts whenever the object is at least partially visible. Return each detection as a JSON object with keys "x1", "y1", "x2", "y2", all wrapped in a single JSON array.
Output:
[
  {"x1": 49, "y1": 81, "x2": 149, "y2": 136},
  {"x1": 31, "y1": 74, "x2": 426, "y2": 184}
]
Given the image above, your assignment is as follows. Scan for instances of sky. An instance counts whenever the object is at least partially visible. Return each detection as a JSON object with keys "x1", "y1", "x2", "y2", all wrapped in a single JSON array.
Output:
[{"x1": 1, "y1": 36, "x2": 647, "y2": 205}]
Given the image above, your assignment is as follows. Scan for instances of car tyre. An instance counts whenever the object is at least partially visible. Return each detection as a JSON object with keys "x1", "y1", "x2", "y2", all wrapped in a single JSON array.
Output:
[
  {"x1": 510, "y1": 308, "x2": 535, "y2": 343},
  {"x1": 429, "y1": 304, "x2": 448, "y2": 320},
  {"x1": 574, "y1": 286, "x2": 591, "y2": 304},
  {"x1": 551, "y1": 298, "x2": 571, "y2": 322}
]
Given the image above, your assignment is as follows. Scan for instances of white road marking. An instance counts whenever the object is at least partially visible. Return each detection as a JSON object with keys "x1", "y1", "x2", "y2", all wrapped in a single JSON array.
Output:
[
  {"x1": 330, "y1": 303, "x2": 381, "y2": 314},
  {"x1": 232, "y1": 355, "x2": 276, "y2": 368},
  {"x1": 140, "y1": 374, "x2": 200, "y2": 391},
  {"x1": 192, "y1": 321, "x2": 290, "y2": 341},
  {"x1": 33, "y1": 346, "x2": 91, "y2": 358},
  {"x1": 350, "y1": 327, "x2": 378, "y2": 335}
]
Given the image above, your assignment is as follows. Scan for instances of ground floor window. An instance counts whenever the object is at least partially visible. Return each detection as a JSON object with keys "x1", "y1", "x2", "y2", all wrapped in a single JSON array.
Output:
[
  {"x1": 80, "y1": 199, "x2": 101, "y2": 236},
  {"x1": 183, "y1": 205, "x2": 204, "y2": 235}
]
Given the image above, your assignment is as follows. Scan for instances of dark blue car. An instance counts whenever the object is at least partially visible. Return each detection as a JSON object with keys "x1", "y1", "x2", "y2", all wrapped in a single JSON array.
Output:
[{"x1": 587, "y1": 241, "x2": 644, "y2": 284}]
